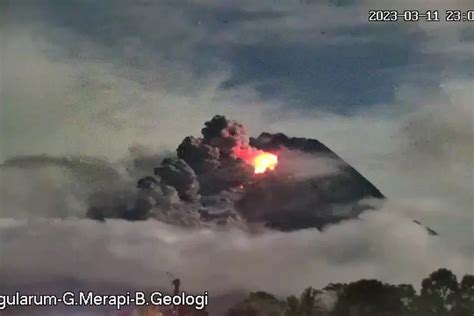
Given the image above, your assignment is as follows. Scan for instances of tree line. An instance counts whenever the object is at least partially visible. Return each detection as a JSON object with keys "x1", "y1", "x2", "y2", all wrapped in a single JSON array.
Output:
[{"x1": 225, "y1": 268, "x2": 474, "y2": 316}]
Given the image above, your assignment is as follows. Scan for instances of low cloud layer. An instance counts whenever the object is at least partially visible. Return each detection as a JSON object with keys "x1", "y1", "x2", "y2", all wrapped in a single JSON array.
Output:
[{"x1": 0, "y1": 204, "x2": 472, "y2": 297}]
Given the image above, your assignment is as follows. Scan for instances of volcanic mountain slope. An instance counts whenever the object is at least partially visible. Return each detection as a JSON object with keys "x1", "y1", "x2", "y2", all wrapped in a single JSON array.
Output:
[
  {"x1": 88, "y1": 115, "x2": 386, "y2": 231},
  {"x1": 240, "y1": 133, "x2": 385, "y2": 230}
]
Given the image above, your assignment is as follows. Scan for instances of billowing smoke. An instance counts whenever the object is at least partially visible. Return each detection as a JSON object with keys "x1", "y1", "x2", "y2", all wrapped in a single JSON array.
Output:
[
  {"x1": 201, "y1": 115, "x2": 250, "y2": 158},
  {"x1": 0, "y1": 115, "x2": 387, "y2": 232},
  {"x1": 198, "y1": 116, "x2": 280, "y2": 175},
  {"x1": 81, "y1": 116, "x2": 261, "y2": 225},
  {"x1": 177, "y1": 137, "x2": 221, "y2": 174},
  {"x1": 177, "y1": 116, "x2": 255, "y2": 193},
  {"x1": 53, "y1": 114, "x2": 384, "y2": 232},
  {"x1": 155, "y1": 158, "x2": 200, "y2": 202}
]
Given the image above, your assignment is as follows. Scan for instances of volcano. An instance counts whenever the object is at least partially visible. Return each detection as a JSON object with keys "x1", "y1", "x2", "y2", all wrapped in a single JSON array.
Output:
[
  {"x1": 88, "y1": 115, "x2": 385, "y2": 231},
  {"x1": 238, "y1": 132, "x2": 384, "y2": 230}
]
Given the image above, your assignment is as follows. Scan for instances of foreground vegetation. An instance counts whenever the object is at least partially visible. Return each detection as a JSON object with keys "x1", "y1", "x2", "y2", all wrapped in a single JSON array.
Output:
[{"x1": 226, "y1": 268, "x2": 474, "y2": 316}]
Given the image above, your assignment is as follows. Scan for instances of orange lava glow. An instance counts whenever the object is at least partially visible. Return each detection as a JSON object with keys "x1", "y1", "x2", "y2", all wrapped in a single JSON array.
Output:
[
  {"x1": 253, "y1": 152, "x2": 278, "y2": 174},
  {"x1": 234, "y1": 147, "x2": 278, "y2": 174}
]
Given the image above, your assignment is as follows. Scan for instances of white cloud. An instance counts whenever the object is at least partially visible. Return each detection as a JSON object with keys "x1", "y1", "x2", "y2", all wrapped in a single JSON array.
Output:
[{"x1": 0, "y1": 205, "x2": 472, "y2": 296}]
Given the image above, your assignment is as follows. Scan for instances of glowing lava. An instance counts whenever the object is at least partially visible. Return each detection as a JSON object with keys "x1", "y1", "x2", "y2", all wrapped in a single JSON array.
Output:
[
  {"x1": 233, "y1": 147, "x2": 278, "y2": 174},
  {"x1": 253, "y1": 152, "x2": 278, "y2": 174}
]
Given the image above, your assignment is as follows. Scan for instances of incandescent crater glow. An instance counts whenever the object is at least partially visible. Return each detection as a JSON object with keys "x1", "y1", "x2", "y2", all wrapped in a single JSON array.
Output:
[
  {"x1": 233, "y1": 147, "x2": 278, "y2": 174},
  {"x1": 252, "y1": 152, "x2": 278, "y2": 174}
]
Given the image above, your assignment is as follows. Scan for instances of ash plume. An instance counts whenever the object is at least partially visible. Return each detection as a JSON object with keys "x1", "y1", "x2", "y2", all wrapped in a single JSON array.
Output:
[
  {"x1": 201, "y1": 115, "x2": 251, "y2": 158},
  {"x1": 154, "y1": 158, "x2": 200, "y2": 202},
  {"x1": 177, "y1": 136, "x2": 221, "y2": 174},
  {"x1": 0, "y1": 115, "x2": 391, "y2": 230},
  {"x1": 39, "y1": 115, "x2": 384, "y2": 231}
]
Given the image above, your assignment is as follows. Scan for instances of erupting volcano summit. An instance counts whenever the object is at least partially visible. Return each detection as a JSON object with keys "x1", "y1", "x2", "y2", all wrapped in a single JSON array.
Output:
[
  {"x1": 88, "y1": 115, "x2": 385, "y2": 231},
  {"x1": 251, "y1": 152, "x2": 278, "y2": 174}
]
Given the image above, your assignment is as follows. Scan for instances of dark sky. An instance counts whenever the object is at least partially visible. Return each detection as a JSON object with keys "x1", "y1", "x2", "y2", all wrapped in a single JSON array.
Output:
[{"x1": 4, "y1": 0, "x2": 472, "y2": 114}]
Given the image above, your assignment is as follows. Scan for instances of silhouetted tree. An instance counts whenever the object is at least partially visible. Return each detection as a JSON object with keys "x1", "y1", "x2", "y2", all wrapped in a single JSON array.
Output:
[
  {"x1": 452, "y1": 274, "x2": 474, "y2": 316},
  {"x1": 225, "y1": 268, "x2": 473, "y2": 316},
  {"x1": 330, "y1": 279, "x2": 405, "y2": 316},
  {"x1": 396, "y1": 284, "x2": 417, "y2": 313},
  {"x1": 417, "y1": 268, "x2": 460, "y2": 315},
  {"x1": 323, "y1": 283, "x2": 347, "y2": 297},
  {"x1": 284, "y1": 295, "x2": 301, "y2": 316},
  {"x1": 299, "y1": 287, "x2": 324, "y2": 316}
]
